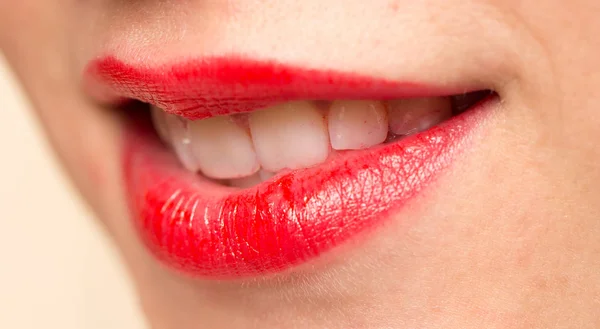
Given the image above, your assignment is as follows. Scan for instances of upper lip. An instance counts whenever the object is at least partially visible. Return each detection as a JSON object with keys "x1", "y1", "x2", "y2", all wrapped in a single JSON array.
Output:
[
  {"x1": 87, "y1": 55, "x2": 492, "y2": 278},
  {"x1": 85, "y1": 55, "x2": 473, "y2": 120}
]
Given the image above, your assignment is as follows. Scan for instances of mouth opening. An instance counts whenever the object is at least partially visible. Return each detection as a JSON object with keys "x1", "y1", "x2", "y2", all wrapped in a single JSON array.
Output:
[{"x1": 137, "y1": 90, "x2": 494, "y2": 189}]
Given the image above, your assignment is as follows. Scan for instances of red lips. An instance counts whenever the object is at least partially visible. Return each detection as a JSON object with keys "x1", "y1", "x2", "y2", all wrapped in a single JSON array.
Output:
[
  {"x1": 86, "y1": 56, "x2": 457, "y2": 120},
  {"x1": 86, "y1": 56, "x2": 489, "y2": 278}
]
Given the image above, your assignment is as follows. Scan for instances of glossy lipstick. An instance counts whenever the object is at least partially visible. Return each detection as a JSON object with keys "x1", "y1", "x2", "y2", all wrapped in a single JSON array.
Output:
[{"x1": 86, "y1": 56, "x2": 488, "y2": 278}]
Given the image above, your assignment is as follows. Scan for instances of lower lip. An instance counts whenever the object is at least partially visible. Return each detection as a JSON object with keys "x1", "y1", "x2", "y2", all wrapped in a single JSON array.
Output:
[{"x1": 122, "y1": 99, "x2": 491, "y2": 279}]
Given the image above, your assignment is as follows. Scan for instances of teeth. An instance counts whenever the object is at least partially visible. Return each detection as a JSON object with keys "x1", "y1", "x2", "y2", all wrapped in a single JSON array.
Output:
[
  {"x1": 258, "y1": 170, "x2": 276, "y2": 181},
  {"x1": 328, "y1": 100, "x2": 388, "y2": 150},
  {"x1": 187, "y1": 116, "x2": 260, "y2": 179},
  {"x1": 151, "y1": 107, "x2": 171, "y2": 143},
  {"x1": 387, "y1": 97, "x2": 452, "y2": 136},
  {"x1": 228, "y1": 172, "x2": 262, "y2": 189},
  {"x1": 152, "y1": 96, "x2": 458, "y2": 185},
  {"x1": 228, "y1": 170, "x2": 276, "y2": 188},
  {"x1": 249, "y1": 101, "x2": 330, "y2": 172},
  {"x1": 163, "y1": 112, "x2": 201, "y2": 172}
]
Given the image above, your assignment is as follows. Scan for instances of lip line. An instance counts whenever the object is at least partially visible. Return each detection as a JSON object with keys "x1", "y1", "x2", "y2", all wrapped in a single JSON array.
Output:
[{"x1": 85, "y1": 55, "x2": 481, "y2": 120}]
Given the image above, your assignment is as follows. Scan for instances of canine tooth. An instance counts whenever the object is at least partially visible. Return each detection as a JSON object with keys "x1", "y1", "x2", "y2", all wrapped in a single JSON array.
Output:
[
  {"x1": 188, "y1": 116, "x2": 260, "y2": 179},
  {"x1": 328, "y1": 100, "x2": 388, "y2": 150},
  {"x1": 387, "y1": 97, "x2": 452, "y2": 135},
  {"x1": 249, "y1": 101, "x2": 330, "y2": 172}
]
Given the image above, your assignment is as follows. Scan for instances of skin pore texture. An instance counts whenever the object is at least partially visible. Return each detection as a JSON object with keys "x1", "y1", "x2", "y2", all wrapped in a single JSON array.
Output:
[{"x1": 1, "y1": 1, "x2": 600, "y2": 328}]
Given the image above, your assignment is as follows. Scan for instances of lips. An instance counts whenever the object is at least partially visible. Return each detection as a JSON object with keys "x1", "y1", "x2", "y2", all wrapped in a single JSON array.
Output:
[{"x1": 85, "y1": 56, "x2": 493, "y2": 278}]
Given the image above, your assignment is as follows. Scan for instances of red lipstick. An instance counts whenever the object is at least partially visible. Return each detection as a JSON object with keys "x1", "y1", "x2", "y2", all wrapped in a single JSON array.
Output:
[
  {"x1": 86, "y1": 56, "x2": 460, "y2": 120},
  {"x1": 86, "y1": 56, "x2": 489, "y2": 278}
]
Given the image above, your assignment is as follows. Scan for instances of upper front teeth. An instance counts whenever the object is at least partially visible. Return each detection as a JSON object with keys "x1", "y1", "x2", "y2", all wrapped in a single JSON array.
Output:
[
  {"x1": 249, "y1": 101, "x2": 330, "y2": 172},
  {"x1": 186, "y1": 115, "x2": 260, "y2": 179},
  {"x1": 151, "y1": 97, "x2": 453, "y2": 182},
  {"x1": 328, "y1": 100, "x2": 389, "y2": 150}
]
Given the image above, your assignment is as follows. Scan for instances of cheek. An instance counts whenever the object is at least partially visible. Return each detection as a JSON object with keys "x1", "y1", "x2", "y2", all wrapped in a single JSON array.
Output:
[{"x1": 33, "y1": 89, "x2": 125, "y2": 223}]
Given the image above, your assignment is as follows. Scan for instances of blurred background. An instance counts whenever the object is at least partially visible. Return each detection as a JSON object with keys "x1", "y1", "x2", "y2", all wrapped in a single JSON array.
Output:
[{"x1": 0, "y1": 55, "x2": 146, "y2": 328}]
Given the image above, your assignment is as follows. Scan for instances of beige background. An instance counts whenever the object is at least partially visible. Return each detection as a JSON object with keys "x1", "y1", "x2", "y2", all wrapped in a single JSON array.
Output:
[{"x1": 0, "y1": 55, "x2": 146, "y2": 328}]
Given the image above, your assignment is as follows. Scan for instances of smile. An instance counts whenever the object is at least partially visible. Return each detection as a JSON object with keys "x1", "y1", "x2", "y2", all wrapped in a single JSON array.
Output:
[{"x1": 85, "y1": 56, "x2": 496, "y2": 278}]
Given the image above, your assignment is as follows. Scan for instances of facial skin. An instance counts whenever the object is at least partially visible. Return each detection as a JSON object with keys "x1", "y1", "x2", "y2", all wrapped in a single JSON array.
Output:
[{"x1": 2, "y1": 1, "x2": 600, "y2": 328}]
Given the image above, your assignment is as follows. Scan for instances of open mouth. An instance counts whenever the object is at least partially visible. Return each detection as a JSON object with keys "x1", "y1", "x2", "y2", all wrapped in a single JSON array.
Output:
[
  {"x1": 151, "y1": 93, "x2": 491, "y2": 187},
  {"x1": 85, "y1": 56, "x2": 496, "y2": 278}
]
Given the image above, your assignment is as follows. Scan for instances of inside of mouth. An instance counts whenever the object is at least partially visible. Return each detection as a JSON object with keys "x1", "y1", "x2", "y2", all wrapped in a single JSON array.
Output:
[{"x1": 145, "y1": 90, "x2": 494, "y2": 188}]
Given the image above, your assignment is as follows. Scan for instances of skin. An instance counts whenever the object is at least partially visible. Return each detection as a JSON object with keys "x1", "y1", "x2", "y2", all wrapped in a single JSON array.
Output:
[{"x1": 2, "y1": 1, "x2": 600, "y2": 328}]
